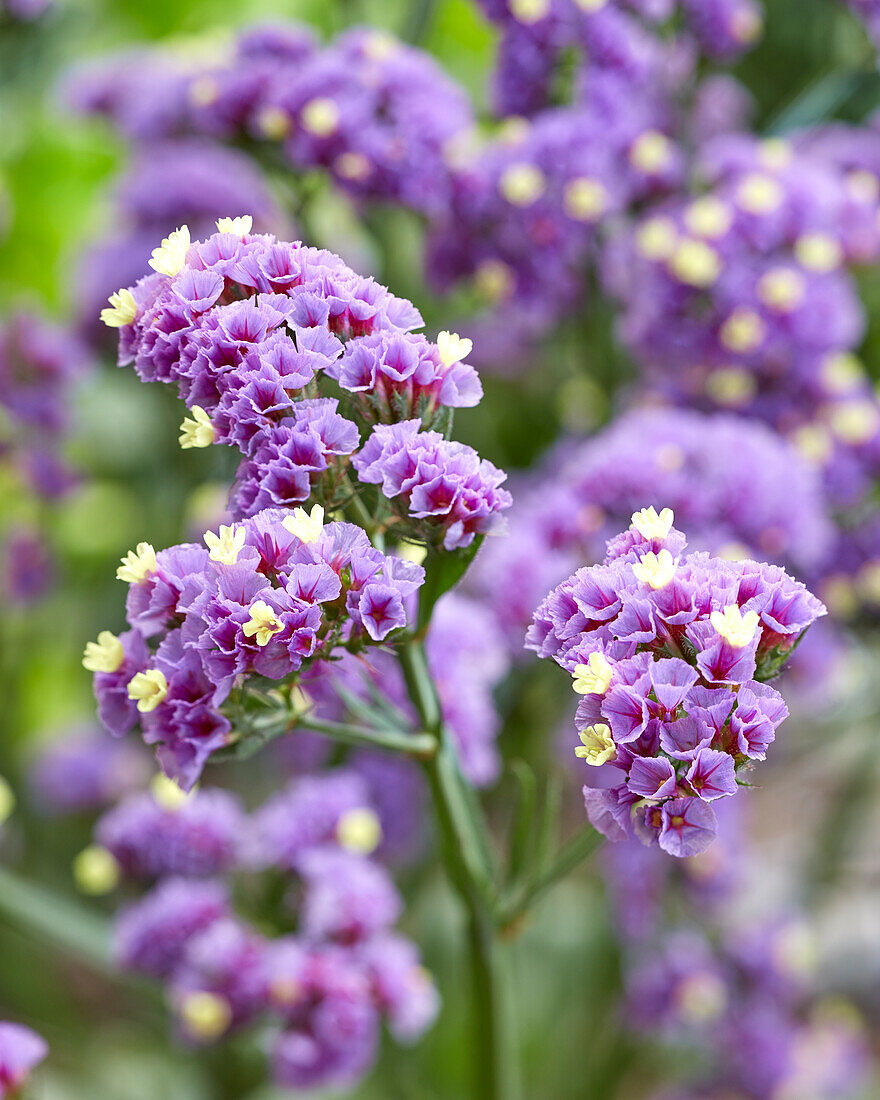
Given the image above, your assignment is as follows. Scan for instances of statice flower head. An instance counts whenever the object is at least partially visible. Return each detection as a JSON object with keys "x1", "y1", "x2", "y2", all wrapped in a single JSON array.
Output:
[
  {"x1": 528, "y1": 509, "x2": 825, "y2": 856},
  {"x1": 353, "y1": 420, "x2": 512, "y2": 550},
  {"x1": 0, "y1": 1022, "x2": 47, "y2": 1097},
  {"x1": 96, "y1": 778, "x2": 247, "y2": 878},
  {"x1": 87, "y1": 508, "x2": 424, "y2": 787}
]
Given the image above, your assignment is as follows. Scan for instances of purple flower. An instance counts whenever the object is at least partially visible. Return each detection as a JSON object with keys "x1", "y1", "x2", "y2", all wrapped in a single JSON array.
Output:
[
  {"x1": 298, "y1": 848, "x2": 402, "y2": 944},
  {"x1": 28, "y1": 728, "x2": 148, "y2": 814},
  {"x1": 529, "y1": 512, "x2": 823, "y2": 855},
  {"x1": 114, "y1": 878, "x2": 229, "y2": 978},
  {"x1": 0, "y1": 1023, "x2": 48, "y2": 1097},
  {"x1": 353, "y1": 420, "x2": 512, "y2": 550}
]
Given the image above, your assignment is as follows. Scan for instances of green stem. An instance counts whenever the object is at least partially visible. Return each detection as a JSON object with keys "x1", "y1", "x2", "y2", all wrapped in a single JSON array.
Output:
[
  {"x1": 303, "y1": 716, "x2": 438, "y2": 758},
  {"x1": 498, "y1": 825, "x2": 602, "y2": 929},
  {"x1": 398, "y1": 638, "x2": 518, "y2": 1100}
]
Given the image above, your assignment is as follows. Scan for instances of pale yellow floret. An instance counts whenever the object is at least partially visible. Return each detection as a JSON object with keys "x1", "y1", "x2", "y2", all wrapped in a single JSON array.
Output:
[
  {"x1": 283, "y1": 503, "x2": 325, "y2": 544},
  {"x1": 683, "y1": 196, "x2": 732, "y2": 239},
  {"x1": 669, "y1": 239, "x2": 721, "y2": 288},
  {"x1": 362, "y1": 30, "x2": 398, "y2": 61},
  {"x1": 757, "y1": 268, "x2": 805, "y2": 312},
  {"x1": 636, "y1": 216, "x2": 678, "y2": 261},
  {"x1": 437, "y1": 330, "x2": 473, "y2": 368},
  {"x1": 257, "y1": 105, "x2": 291, "y2": 140},
  {"x1": 709, "y1": 604, "x2": 760, "y2": 648},
  {"x1": 563, "y1": 177, "x2": 608, "y2": 222},
  {"x1": 717, "y1": 541, "x2": 751, "y2": 562},
  {"x1": 630, "y1": 505, "x2": 674, "y2": 541},
  {"x1": 149, "y1": 225, "x2": 191, "y2": 278},
  {"x1": 629, "y1": 130, "x2": 673, "y2": 174},
  {"x1": 151, "y1": 772, "x2": 192, "y2": 811},
  {"x1": 117, "y1": 542, "x2": 158, "y2": 584},
  {"x1": 215, "y1": 215, "x2": 253, "y2": 236},
  {"x1": 821, "y1": 352, "x2": 864, "y2": 393},
  {"x1": 758, "y1": 138, "x2": 791, "y2": 171},
  {"x1": 180, "y1": 992, "x2": 232, "y2": 1042},
  {"x1": 704, "y1": 367, "x2": 756, "y2": 407},
  {"x1": 571, "y1": 652, "x2": 614, "y2": 696},
  {"x1": 857, "y1": 560, "x2": 880, "y2": 604},
  {"x1": 574, "y1": 723, "x2": 616, "y2": 766},
  {"x1": 792, "y1": 422, "x2": 833, "y2": 465},
  {"x1": 496, "y1": 117, "x2": 530, "y2": 146},
  {"x1": 301, "y1": 97, "x2": 340, "y2": 137},
  {"x1": 204, "y1": 524, "x2": 246, "y2": 565},
  {"x1": 822, "y1": 575, "x2": 858, "y2": 620},
  {"x1": 336, "y1": 807, "x2": 383, "y2": 855},
  {"x1": 731, "y1": 6, "x2": 762, "y2": 43},
  {"x1": 100, "y1": 288, "x2": 138, "y2": 328},
  {"x1": 498, "y1": 163, "x2": 546, "y2": 206},
  {"x1": 242, "y1": 600, "x2": 284, "y2": 647},
  {"x1": 73, "y1": 845, "x2": 120, "y2": 895},
  {"x1": 828, "y1": 399, "x2": 880, "y2": 444},
  {"x1": 188, "y1": 75, "x2": 220, "y2": 108},
  {"x1": 82, "y1": 630, "x2": 125, "y2": 673},
  {"x1": 128, "y1": 669, "x2": 169, "y2": 713},
  {"x1": 573, "y1": 0, "x2": 608, "y2": 9},
  {"x1": 334, "y1": 151, "x2": 371, "y2": 181},
  {"x1": 719, "y1": 308, "x2": 765, "y2": 353},
  {"x1": 676, "y1": 972, "x2": 728, "y2": 1025},
  {"x1": 290, "y1": 685, "x2": 313, "y2": 717},
  {"x1": 632, "y1": 548, "x2": 677, "y2": 590},
  {"x1": 0, "y1": 775, "x2": 14, "y2": 825},
  {"x1": 846, "y1": 168, "x2": 880, "y2": 202},
  {"x1": 474, "y1": 258, "x2": 515, "y2": 302},
  {"x1": 795, "y1": 232, "x2": 842, "y2": 273},
  {"x1": 509, "y1": 0, "x2": 551, "y2": 23},
  {"x1": 179, "y1": 405, "x2": 216, "y2": 449},
  {"x1": 735, "y1": 173, "x2": 784, "y2": 215}
]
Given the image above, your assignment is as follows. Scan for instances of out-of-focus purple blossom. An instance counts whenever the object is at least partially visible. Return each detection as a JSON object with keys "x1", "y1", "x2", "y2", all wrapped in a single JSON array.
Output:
[
  {"x1": 298, "y1": 847, "x2": 402, "y2": 943},
  {"x1": 96, "y1": 786, "x2": 247, "y2": 878},
  {"x1": 29, "y1": 728, "x2": 148, "y2": 814},
  {"x1": 473, "y1": 407, "x2": 833, "y2": 648},
  {"x1": 1, "y1": 528, "x2": 54, "y2": 604},
  {"x1": 114, "y1": 877, "x2": 230, "y2": 978},
  {"x1": 528, "y1": 513, "x2": 824, "y2": 855},
  {"x1": 0, "y1": 1022, "x2": 47, "y2": 1097}
]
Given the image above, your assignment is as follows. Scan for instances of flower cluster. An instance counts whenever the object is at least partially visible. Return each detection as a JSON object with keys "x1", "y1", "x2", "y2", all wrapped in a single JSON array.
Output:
[
  {"x1": 28, "y1": 727, "x2": 148, "y2": 815},
  {"x1": 105, "y1": 223, "x2": 507, "y2": 547},
  {"x1": 353, "y1": 422, "x2": 511, "y2": 550},
  {"x1": 528, "y1": 509, "x2": 825, "y2": 856},
  {"x1": 67, "y1": 25, "x2": 473, "y2": 217},
  {"x1": 473, "y1": 406, "x2": 833, "y2": 647},
  {"x1": 0, "y1": 1022, "x2": 47, "y2": 1097},
  {"x1": 86, "y1": 506, "x2": 425, "y2": 788},
  {"x1": 105, "y1": 772, "x2": 438, "y2": 1093},
  {"x1": 605, "y1": 132, "x2": 880, "y2": 503}
]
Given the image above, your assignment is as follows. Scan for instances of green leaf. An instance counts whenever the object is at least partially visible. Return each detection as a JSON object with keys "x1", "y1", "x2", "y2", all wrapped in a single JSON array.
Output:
[{"x1": 416, "y1": 536, "x2": 484, "y2": 633}]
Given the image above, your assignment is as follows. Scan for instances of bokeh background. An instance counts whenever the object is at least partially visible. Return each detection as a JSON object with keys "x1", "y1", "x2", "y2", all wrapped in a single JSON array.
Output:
[{"x1": 2, "y1": 0, "x2": 880, "y2": 1097}]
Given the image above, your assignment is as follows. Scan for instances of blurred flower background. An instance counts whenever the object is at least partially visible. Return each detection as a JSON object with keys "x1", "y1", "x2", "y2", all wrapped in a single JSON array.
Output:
[{"x1": 2, "y1": 0, "x2": 880, "y2": 1097}]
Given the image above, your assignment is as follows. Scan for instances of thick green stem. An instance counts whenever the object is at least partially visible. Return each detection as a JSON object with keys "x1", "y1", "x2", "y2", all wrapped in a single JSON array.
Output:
[
  {"x1": 398, "y1": 639, "x2": 519, "y2": 1100},
  {"x1": 303, "y1": 716, "x2": 438, "y2": 758}
]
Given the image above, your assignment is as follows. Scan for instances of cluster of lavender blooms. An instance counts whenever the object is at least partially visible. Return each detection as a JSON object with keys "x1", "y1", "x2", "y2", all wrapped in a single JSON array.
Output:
[
  {"x1": 66, "y1": 25, "x2": 474, "y2": 217},
  {"x1": 0, "y1": 0, "x2": 53, "y2": 21},
  {"x1": 605, "y1": 131, "x2": 880, "y2": 506},
  {"x1": 0, "y1": 1022, "x2": 47, "y2": 1097},
  {"x1": 476, "y1": 0, "x2": 762, "y2": 119},
  {"x1": 77, "y1": 140, "x2": 283, "y2": 342},
  {"x1": 603, "y1": 807, "x2": 872, "y2": 1099},
  {"x1": 528, "y1": 509, "x2": 825, "y2": 856},
  {"x1": 472, "y1": 407, "x2": 833, "y2": 649},
  {"x1": 105, "y1": 222, "x2": 507, "y2": 546},
  {"x1": 95, "y1": 773, "x2": 437, "y2": 1093},
  {"x1": 0, "y1": 311, "x2": 91, "y2": 603},
  {"x1": 85, "y1": 506, "x2": 425, "y2": 789},
  {"x1": 88, "y1": 224, "x2": 510, "y2": 786}
]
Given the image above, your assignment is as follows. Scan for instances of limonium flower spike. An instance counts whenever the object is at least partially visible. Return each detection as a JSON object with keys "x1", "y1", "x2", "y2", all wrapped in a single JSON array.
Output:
[{"x1": 529, "y1": 512, "x2": 825, "y2": 856}]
